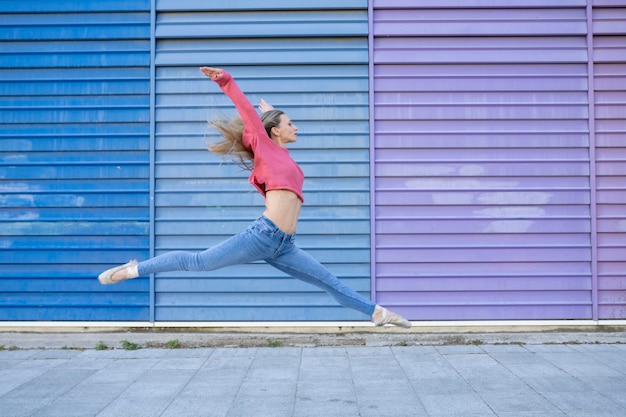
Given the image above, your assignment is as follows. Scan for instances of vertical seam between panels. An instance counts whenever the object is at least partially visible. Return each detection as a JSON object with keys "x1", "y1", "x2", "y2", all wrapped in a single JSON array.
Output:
[
  {"x1": 586, "y1": 1, "x2": 598, "y2": 321},
  {"x1": 368, "y1": 0, "x2": 377, "y2": 304},
  {"x1": 149, "y1": 0, "x2": 157, "y2": 323}
]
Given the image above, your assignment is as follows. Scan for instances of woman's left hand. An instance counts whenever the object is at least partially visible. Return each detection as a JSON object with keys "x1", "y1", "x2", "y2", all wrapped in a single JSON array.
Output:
[{"x1": 258, "y1": 99, "x2": 274, "y2": 113}]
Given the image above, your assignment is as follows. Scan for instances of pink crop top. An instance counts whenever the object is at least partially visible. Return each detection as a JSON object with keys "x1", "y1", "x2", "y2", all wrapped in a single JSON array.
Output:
[{"x1": 214, "y1": 71, "x2": 304, "y2": 203}]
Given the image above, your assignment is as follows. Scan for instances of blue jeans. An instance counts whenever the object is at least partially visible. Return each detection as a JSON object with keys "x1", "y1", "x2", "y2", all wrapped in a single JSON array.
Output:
[{"x1": 137, "y1": 216, "x2": 376, "y2": 317}]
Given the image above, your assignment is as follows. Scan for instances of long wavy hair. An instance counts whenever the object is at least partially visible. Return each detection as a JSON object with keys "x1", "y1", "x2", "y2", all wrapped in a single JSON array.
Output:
[{"x1": 208, "y1": 110, "x2": 284, "y2": 171}]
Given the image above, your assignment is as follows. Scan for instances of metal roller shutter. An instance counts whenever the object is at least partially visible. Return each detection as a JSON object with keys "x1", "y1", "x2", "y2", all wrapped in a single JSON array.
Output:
[
  {"x1": 371, "y1": 0, "x2": 593, "y2": 320},
  {"x1": 153, "y1": 0, "x2": 371, "y2": 321},
  {"x1": 0, "y1": 0, "x2": 151, "y2": 320},
  {"x1": 592, "y1": 1, "x2": 626, "y2": 319}
]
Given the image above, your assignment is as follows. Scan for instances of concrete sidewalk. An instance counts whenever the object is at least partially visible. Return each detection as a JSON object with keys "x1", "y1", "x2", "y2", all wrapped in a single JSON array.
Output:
[{"x1": 0, "y1": 333, "x2": 625, "y2": 417}]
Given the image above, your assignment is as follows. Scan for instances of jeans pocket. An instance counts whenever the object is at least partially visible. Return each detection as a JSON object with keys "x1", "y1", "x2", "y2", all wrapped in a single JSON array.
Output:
[{"x1": 252, "y1": 221, "x2": 275, "y2": 237}]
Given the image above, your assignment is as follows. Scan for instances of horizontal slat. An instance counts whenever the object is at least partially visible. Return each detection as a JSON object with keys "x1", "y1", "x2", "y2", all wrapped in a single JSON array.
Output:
[
  {"x1": 375, "y1": 104, "x2": 588, "y2": 120},
  {"x1": 377, "y1": 233, "x2": 590, "y2": 248},
  {"x1": 377, "y1": 261, "x2": 591, "y2": 276},
  {"x1": 376, "y1": 177, "x2": 588, "y2": 191},
  {"x1": 387, "y1": 305, "x2": 590, "y2": 321},
  {"x1": 154, "y1": 306, "x2": 366, "y2": 321},
  {"x1": 598, "y1": 262, "x2": 626, "y2": 275},
  {"x1": 374, "y1": 37, "x2": 588, "y2": 64},
  {"x1": 378, "y1": 247, "x2": 590, "y2": 263},
  {"x1": 376, "y1": 190, "x2": 589, "y2": 205},
  {"x1": 0, "y1": 222, "x2": 149, "y2": 237},
  {"x1": 156, "y1": 0, "x2": 367, "y2": 11},
  {"x1": 376, "y1": 219, "x2": 590, "y2": 234},
  {"x1": 376, "y1": 162, "x2": 589, "y2": 177},
  {"x1": 0, "y1": 13, "x2": 150, "y2": 40},
  {"x1": 0, "y1": 307, "x2": 149, "y2": 321},
  {"x1": 373, "y1": 0, "x2": 586, "y2": 8},
  {"x1": 155, "y1": 220, "x2": 369, "y2": 236},
  {"x1": 376, "y1": 148, "x2": 589, "y2": 161},
  {"x1": 156, "y1": 276, "x2": 370, "y2": 293},
  {"x1": 156, "y1": 234, "x2": 370, "y2": 250},
  {"x1": 380, "y1": 290, "x2": 591, "y2": 305},
  {"x1": 156, "y1": 11, "x2": 367, "y2": 38},
  {"x1": 156, "y1": 38, "x2": 368, "y2": 66},
  {"x1": 2, "y1": 235, "x2": 148, "y2": 250},
  {"x1": 376, "y1": 206, "x2": 590, "y2": 220},
  {"x1": 0, "y1": 293, "x2": 148, "y2": 306},
  {"x1": 156, "y1": 292, "x2": 370, "y2": 307},
  {"x1": 377, "y1": 276, "x2": 592, "y2": 292},
  {"x1": 153, "y1": 263, "x2": 369, "y2": 279},
  {"x1": 0, "y1": 80, "x2": 149, "y2": 96},
  {"x1": 598, "y1": 276, "x2": 626, "y2": 290},
  {"x1": 0, "y1": 0, "x2": 150, "y2": 13},
  {"x1": 0, "y1": 208, "x2": 148, "y2": 222},
  {"x1": 376, "y1": 133, "x2": 589, "y2": 149},
  {"x1": 374, "y1": 8, "x2": 586, "y2": 36},
  {"x1": 1, "y1": 165, "x2": 148, "y2": 179},
  {"x1": 0, "y1": 194, "x2": 149, "y2": 208}
]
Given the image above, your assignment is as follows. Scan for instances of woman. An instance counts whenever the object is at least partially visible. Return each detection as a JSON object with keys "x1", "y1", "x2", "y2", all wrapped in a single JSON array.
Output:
[{"x1": 98, "y1": 67, "x2": 411, "y2": 328}]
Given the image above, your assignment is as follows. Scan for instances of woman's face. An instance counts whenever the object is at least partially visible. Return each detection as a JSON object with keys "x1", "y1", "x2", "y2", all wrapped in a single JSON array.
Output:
[{"x1": 273, "y1": 114, "x2": 298, "y2": 147}]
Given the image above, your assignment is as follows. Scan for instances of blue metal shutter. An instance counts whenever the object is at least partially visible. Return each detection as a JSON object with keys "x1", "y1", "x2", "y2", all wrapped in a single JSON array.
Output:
[
  {"x1": 593, "y1": 2, "x2": 626, "y2": 319},
  {"x1": 371, "y1": 0, "x2": 593, "y2": 320},
  {"x1": 0, "y1": 0, "x2": 151, "y2": 320},
  {"x1": 154, "y1": 1, "x2": 370, "y2": 321}
]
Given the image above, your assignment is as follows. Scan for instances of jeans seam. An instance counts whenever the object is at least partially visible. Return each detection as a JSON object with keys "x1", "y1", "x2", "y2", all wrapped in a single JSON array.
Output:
[{"x1": 269, "y1": 257, "x2": 374, "y2": 316}]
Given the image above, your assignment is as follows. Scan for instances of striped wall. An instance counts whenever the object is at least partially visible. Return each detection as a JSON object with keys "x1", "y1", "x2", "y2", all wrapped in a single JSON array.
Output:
[
  {"x1": 0, "y1": 0, "x2": 624, "y2": 322},
  {"x1": 371, "y1": 0, "x2": 594, "y2": 320},
  {"x1": 152, "y1": 0, "x2": 371, "y2": 321},
  {"x1": 593, "y1": 1, "x2": 626, "y2": 319},
  {"x1": 0, "y1": 0, "x2": 151, "y2": 320}
]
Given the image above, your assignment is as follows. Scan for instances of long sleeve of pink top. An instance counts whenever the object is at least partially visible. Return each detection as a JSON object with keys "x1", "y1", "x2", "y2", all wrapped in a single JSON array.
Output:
[{"x1": 213, "y1": 71, "x2": 304, "y2": 203}]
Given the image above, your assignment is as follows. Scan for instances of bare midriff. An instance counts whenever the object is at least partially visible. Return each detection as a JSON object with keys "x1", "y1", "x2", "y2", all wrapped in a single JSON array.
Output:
[{"x1": 263, "y1": 189, "x2": 302, "y2": 234}]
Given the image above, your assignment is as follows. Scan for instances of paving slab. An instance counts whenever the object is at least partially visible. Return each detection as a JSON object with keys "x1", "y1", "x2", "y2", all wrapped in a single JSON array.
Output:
[{"x1": 0, "y1": 332, "x2": 625, "y2": 417}]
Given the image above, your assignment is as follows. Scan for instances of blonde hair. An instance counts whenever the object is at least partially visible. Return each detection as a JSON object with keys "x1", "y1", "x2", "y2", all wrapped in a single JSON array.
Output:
[{"x1": 208, "y1": 110, "x2": 284, "y2": 171}]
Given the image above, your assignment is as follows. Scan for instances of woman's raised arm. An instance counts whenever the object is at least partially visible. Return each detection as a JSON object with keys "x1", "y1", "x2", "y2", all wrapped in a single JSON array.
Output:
[{"x1": 200, "y1": 67, "x2": 266, "y2": 142}]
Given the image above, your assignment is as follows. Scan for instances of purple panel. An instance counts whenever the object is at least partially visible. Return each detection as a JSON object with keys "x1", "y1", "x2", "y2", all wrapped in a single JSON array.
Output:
[
  {"x1": 595, "y1": 43, "x2": 626, "y2": 318},
  {"x1": 372, "y1": 3, "x2": 595, "y2": 320}
]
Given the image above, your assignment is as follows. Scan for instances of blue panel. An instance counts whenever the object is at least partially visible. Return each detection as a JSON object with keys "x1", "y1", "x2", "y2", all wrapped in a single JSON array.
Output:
[
  {"x1": 0, "y1": 1, "x2": 151, "y2": 321},
  {"x1": 153, "y1": 3, "x2": 371, "y2": 322}
]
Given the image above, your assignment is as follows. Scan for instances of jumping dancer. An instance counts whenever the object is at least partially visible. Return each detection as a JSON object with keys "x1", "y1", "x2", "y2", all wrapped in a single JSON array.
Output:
[{"x1": 98, "y1": 67, "x2": 411, "y2": 328}]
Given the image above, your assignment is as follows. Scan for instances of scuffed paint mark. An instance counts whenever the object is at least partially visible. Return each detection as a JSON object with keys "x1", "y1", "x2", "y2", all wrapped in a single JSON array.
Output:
[{"x1": 484, "y1": 220, "x2": 535, "y2": 233}]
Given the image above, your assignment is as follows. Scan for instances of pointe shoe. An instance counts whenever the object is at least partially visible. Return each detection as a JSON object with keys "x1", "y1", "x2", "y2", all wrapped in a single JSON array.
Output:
[
  {"x1": 373, "y1": 305, "x2": 412, "y2": 329},
  {"x1": 98, "y1": 260, "x2": 139, "y2": 285}
]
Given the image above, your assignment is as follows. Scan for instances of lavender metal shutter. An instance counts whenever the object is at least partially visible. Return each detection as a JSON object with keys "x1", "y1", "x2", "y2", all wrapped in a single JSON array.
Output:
[
  {"x1": 593, "y1": 1, "x2": 626, "y2": 319},
  {"x1": 0, "y1": 0, "x2": 151, "y2": 320},
  {"x1": 371, "y1": 1, "x2": 593, "y2": 320},
  {"x1": 153, "y1": 0, "x2": 370, "y2": 321}
]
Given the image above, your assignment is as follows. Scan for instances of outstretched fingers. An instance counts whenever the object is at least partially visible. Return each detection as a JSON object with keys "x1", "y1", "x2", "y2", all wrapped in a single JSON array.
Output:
[
  {"x1": 200, "y1": 66, "x2": 224, "y2": 80},
  {"x1": 258, "y1": 99, "x2": 274, "y2": 113}
]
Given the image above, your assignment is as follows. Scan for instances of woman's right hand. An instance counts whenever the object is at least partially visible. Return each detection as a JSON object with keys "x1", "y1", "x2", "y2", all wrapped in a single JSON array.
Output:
[{"x1": 200, "y1": 67, "x2": 224, "y2": 80}]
